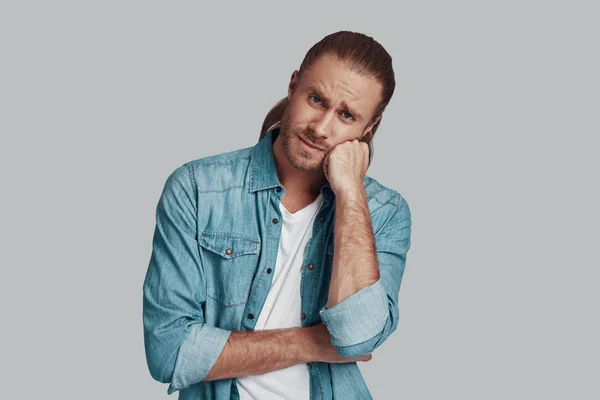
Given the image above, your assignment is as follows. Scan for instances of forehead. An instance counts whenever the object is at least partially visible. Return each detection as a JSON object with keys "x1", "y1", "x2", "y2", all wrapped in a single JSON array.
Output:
[{"x1": 299, "y1": 54, "x2": 382, "y2": 117}]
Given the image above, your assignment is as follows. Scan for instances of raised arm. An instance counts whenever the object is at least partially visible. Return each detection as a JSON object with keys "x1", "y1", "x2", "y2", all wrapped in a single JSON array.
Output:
[{"x1": 319, "y1": 190, "x2": 412, "y2": 359}]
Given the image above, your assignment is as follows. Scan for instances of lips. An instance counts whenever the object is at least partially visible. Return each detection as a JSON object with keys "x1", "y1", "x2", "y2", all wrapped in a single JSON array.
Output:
[{"x1": 299, "y1": 136, "x2": 325, "y2": 151}]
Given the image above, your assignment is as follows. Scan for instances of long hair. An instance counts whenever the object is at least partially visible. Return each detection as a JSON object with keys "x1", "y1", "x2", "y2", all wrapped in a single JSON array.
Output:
[{"x1": 259, "y1": 30, "x2": 396, "y2": 165}]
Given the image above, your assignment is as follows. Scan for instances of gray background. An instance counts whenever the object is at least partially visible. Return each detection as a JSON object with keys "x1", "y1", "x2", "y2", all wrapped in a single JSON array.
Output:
[{"x1": 1, "y1": 1, "x2": 598, "y2": 399}]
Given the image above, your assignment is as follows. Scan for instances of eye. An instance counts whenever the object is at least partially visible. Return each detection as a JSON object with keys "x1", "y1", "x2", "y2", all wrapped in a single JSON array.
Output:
[
  {"x1": 342, "y1": 111, "x2": 354, "y2": 121},
  {"x1": 309, "y1": 94, "x2": 322, "y2": 104}
]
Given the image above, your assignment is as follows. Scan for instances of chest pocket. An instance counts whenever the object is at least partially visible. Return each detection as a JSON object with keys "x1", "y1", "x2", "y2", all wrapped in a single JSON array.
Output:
[{"x1": 199, "y1": 231, "x2": 261, "y2": 307}]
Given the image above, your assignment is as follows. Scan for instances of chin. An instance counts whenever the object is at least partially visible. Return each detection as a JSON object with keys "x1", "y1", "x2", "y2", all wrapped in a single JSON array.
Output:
[
  {"x1": 282, "y1": 134, "x2": 323, "y2": 172},
  {"x1": 289, "y1": 152, "x2": 323, "y2": 172}
]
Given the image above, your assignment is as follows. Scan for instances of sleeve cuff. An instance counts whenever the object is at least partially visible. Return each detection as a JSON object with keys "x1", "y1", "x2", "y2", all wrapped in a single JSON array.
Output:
[
  {"x1": 319, "y1": 278, "x2": 388, "y2": 347},
  {"x1": 167, "y1": 324, "x2": 232, "y2": 394}
]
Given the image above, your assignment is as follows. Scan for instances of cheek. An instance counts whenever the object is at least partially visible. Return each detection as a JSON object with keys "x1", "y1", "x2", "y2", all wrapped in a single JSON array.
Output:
[{"x1": 289, "y1": 100, "x2": 317, "y2": 124}]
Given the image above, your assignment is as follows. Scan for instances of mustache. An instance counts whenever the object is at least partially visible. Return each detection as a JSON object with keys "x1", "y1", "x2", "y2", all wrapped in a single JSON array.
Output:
[{"x1": 298, "y1": 132, "x2": 327, "y2": 150}]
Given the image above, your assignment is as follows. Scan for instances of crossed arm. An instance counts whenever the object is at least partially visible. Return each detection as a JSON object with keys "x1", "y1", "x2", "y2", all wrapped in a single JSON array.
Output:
[{"x1": 143, "y1": 166, "x2": 411, "y2": 393}]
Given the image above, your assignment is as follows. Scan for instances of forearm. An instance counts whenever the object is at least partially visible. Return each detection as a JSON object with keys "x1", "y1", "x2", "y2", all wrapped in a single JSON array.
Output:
[
  {"x1": 204, "y1": 326, "x2": 316, "y2": 381},
  {"x1": 319, "y1": 188, "x2": 412, "y2": 359},
  {"x1": 326, "y1": 186, "x2": 379, "y2": 309}
]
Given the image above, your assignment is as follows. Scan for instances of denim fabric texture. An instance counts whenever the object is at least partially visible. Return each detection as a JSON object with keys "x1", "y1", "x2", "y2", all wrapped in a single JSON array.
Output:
[{"x1": 143, "y1": 128, "x2": 412, "y2": 399}]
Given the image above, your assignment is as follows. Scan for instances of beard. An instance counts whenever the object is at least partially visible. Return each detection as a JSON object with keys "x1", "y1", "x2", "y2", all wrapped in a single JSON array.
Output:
[{"x1": 278, "y1": 107, "x2": 327, "y2": 172}]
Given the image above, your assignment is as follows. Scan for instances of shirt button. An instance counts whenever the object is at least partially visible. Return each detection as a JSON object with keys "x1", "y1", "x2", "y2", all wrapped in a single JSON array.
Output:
[
  {"x1": 308, "y1": 263, "x2": 314, "y2": 270},
  {"x1": 276, "y1": 186, "x2": 282, "y2": 192},
  {"x1": 267, "y1": 268, "x2": 272, "y2": 274},
  {"x1": 301, "y1": 313, "x2": 306, "y2": 320},
  {"x1": 272, "y1": 218, "x2": 278, "y2": 224},
  {"x1": 319, "y1": 216, "x2": 325, "y2": 222},
  {"x1": 247, "y1": 313, "x2": 254, "y2": 319},
  {"x1": 225, "y1": 248, "x2": 232, "y2": 255},
  {"x1": 307, "y1": 363, "x2": 312, "y2": 369}
]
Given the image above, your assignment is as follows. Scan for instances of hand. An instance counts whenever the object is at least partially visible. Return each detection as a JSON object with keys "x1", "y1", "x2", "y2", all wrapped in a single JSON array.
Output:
[
  {"x1": 308, "y1": 323, "x2": 373, "y2": 363},
  {"x1": 323, "y1": 138, "x2": 369, "y2": 196}
]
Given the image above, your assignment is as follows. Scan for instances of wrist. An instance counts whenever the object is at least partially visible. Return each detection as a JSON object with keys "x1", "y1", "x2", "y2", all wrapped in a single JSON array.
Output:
[
  {"x1": 336, "y1": 185, "x2": 366, "y2": 203},
  {"x1": 296, "y1": 326, "x2": 322, "y2": 363}
]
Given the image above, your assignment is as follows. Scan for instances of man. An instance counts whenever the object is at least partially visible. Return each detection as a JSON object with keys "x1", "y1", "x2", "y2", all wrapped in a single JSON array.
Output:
[{"x1": 143, "y1": 31, "x2": 412, "y2": 399}]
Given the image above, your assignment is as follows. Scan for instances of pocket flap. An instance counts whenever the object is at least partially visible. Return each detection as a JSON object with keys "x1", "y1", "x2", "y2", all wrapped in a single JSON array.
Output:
[{"x1": 199, "y1": 232, "x2": 260, "y2": 259}]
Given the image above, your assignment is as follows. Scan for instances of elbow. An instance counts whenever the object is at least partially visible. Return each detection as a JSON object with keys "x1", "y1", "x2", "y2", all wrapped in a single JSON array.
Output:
[
  {"x1": 144, "y1": 336, "x2": 178, "y2": 384},
  {"x1": 148, "y1": 358, "x2": 174, "y2": 384},
  {"x1": 334, "y1": 330, "x2": 383, "y2": 359},
  {"x1": 334, "y1": 310, "x2": 399, "y2": 359}
]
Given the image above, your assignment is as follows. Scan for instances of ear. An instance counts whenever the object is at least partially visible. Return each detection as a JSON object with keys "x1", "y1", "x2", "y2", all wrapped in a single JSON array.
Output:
[
  {"x1": 288, "y1": 70, "x2": 300, "y2": 101},
  {"x1": 362, "y1": 115, "x2": 382, "y2": 138}
]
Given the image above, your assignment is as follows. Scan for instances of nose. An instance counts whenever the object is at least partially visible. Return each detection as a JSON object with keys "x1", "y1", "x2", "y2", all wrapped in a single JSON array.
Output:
[{"x1": 308, "y1": 109, "x2": 335, "y2": 139}]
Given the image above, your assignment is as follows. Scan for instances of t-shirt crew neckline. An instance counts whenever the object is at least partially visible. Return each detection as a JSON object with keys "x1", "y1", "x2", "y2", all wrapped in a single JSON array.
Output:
[{"x1": 279, "y1": 193, "x2": 324, "y2": 221}]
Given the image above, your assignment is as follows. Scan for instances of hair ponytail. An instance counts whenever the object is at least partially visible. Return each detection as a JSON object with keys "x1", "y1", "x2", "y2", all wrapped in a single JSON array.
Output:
[{"x1": 259, "y1": 97, "x2": 289, "y2": 141}]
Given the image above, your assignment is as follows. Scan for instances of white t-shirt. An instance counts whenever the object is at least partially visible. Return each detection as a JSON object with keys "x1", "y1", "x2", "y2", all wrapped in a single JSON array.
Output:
[{"x1": 237, "y1": 193, "x2": 324, "y2": 400}]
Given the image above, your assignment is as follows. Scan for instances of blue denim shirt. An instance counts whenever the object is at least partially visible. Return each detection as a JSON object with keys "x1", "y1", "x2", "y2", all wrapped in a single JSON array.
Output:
[{"x1": 143, "y1": 128, "x2": 412, "y2": 399}]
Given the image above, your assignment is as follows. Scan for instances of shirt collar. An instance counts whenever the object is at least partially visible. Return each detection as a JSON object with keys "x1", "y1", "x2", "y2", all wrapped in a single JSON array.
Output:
[{"x1": 248, "y1": 127, "x2": 333, "y2": 201}]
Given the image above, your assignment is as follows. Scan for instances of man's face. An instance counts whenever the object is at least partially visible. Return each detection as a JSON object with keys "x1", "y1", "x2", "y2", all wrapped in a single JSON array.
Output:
[{"x1": 278, "y1": 53, "x2": 382, "y2": 172}]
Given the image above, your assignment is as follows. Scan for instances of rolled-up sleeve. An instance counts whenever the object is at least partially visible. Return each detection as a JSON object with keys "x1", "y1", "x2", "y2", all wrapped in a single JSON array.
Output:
[
  {"x1": 318, "y1": 193, "x2": 412, "y2": 358},
  {"x1": 142, "y1": 164, "x2": 231, "y2": 394}
]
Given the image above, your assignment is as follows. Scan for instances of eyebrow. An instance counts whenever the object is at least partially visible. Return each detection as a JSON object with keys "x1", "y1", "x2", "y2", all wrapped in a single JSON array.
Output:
[{"x1": 308, "y1": 86, "x2": 363, "y2": 120}]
